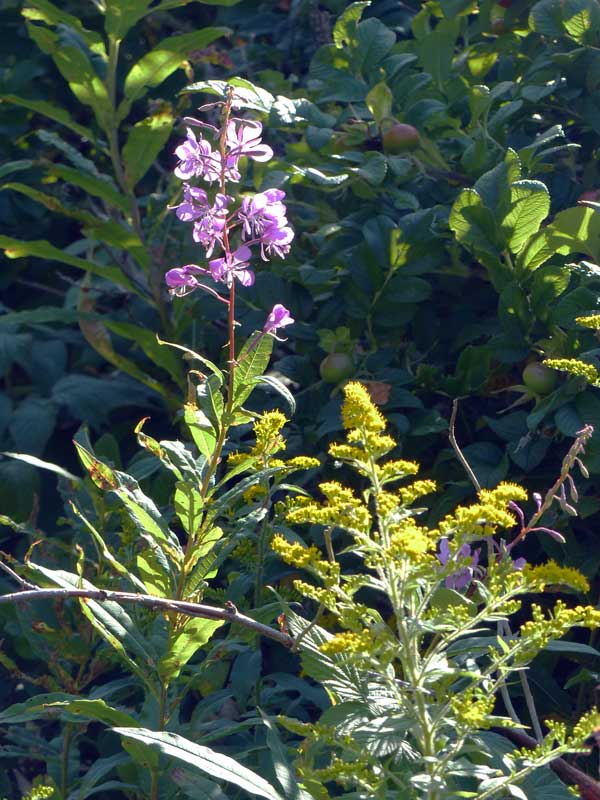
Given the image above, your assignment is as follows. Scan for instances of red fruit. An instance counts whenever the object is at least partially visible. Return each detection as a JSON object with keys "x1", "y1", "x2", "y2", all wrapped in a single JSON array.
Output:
[
  {"x1": 320, "y1": 353, "x2": 355, "y2": 384},
  {"x1": 382, "y1": 122, "x2": 420, "y2": 154},
  {"x1": 522, "y1": 363, "x2": 557, "y2": 395}
]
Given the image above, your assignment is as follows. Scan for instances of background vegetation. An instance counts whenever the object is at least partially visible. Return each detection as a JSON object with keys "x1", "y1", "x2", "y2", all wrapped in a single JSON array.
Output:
[{"x1": 3, "y1": 0, "x2": 600, "y2": 797}]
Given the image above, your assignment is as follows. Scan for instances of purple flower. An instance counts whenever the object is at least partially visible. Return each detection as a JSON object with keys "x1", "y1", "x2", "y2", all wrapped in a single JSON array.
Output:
[
  {"x1": 264, "y1": 304, "x2": 294, "y2": 335},
  {"x1": 174, "y1": 128, "x2": 220, "y2": 183},
  {"x1": 169, "y1": 184, "x2": 209, "y2": 222},
  {"x1": 239, "y1": 189, "x2": 287, "y2": 237},
  {"x1": 261, "y1": 221, "x2": 294, "y2": 259},
  {"x1": 165, "y1": 264, "x2": 209, "y2": 297},
  {"x1": 192, "y1": 193, "x2": 231, "y2": 257},
  {"x1": 438, "y1": 539, "x2": 481, "y2": 591},
  {"x1": 209, "y1": 246, "x2": 254, "y2": 287},
  {"x1": 226, "y1": 119, "x2": 274, "y2": 163}
]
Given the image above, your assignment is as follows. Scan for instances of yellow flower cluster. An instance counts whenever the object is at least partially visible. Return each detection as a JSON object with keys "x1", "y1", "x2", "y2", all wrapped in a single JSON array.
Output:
[
  {"x1": 285, "y1": 481, "x2": 371, "y2": 532},
  {"x1": 285, "y1": 456, "x2": 320, "y2": 470},
  {"x1": 544, "y1": 358, "x2": 599, "y2": 384},
  {"x1": 518, "y1": 601, "x2": 600, "y2": 662},
  {"x1": 479, "y1": 482, "x2": 528, "y2": 505},
  {"x1": 377, "y1": 459, "x2": 420, "y2": 483},
  {"x1": 271, "y1": 535, "x2": 339, "y2": 585},
  {"x1": 320, "y1": 629, "x2": 372, "y2": 655},
  {"x1": 389, "y1": 518, "x2": 436, "y2": 562},
  {"x1": 572, "y1": 708, "x2": 600, "y2": 743},
  {"x1": 524, "y1": 560, "x2": 589, "y2": 593},
  {"x1": 253, "y1": 410, "x2": 287, "y2": 457},
  {"x1": 576, "y1": 314, "x2": 600, "y2": 330},
  {"x1": 399, "y1": 479, "x2": 437, "y2": 506},
  {"x1": 440, "y1": 483, "x2": 525, "y2": 537},
  {"x1": 341, "y1": 382, "x2": 386, "y2": 432},
  {"x1": 451, "y1": 690, "x2": 495, "y2": 729}
]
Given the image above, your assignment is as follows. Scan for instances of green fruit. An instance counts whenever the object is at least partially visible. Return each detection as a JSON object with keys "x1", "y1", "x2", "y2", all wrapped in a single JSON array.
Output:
[
  {"x1": 522, "y1": 362, "x2": 558, "y2": 395},
  {"x1": 382, "y1": 122, "x2": 420, "y2": 154},
  {"x1": 320, "y1": 353, "x2": 355, "y2": 384}
]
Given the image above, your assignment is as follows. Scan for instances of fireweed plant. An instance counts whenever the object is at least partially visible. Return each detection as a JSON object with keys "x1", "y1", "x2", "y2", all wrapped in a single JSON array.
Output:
[
  {"x1": 0, "y1": 89, "x2": 316, "y2": 800},
  {"x1": 272, "y1": 383, "x2": 600, "y2": 800}
]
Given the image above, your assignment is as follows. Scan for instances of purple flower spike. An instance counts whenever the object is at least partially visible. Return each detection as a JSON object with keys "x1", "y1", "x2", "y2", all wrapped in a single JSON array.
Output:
[
  {"x1": 192, "y1": 193, "x2": 231, "y2": 257},
  {"x1": 438, "y1": 539, "x2": 481, "y2": 591},
  {"x1": 209, "y1": 246, "x2": 255, "y2": 287},
  {"x1": 165, "y1": 264, "x2": 209, "y2": 297},
  {"x1": 264, "y1": 304, "x2": 294, "y2": 335},
  {"x1": 238, "y1": 189, "x2": 294, "y2": 259}
]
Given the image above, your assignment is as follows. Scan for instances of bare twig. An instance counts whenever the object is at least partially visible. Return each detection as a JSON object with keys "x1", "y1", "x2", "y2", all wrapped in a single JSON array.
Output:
[
  {"x1": 0, "y1": 559, "x2": 36, "y2": 590},
  {"x1": 0, "y1": 584, "x2": 293, "y2": 648},
  {"x1": 448, "y1": 399, "x2": 481, "y2": 492},
  {"x1": 493, "y1": 726, "x2": 600, "y2": 800}
]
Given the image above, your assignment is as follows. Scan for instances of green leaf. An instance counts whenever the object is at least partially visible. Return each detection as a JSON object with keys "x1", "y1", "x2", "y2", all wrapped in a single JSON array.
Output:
[
  {"x1": 28, "y1": 565, "x2": 158, "y2": 691},
  {"x1": 544, "y1": 639, "x2": 600, "y2": 657},
  {"x1": 366, "y1": 81, "x2": 392, "y2": 127},
  {"x1": 1, "y1": 181, "x2": 97, "y2": 224},
  {"x1": 2, "y1": 452, "x2": 79, "y2": 483},
  {"x1": 159, "y1": 618, "x2": 224, "y2": 682},
  {"x1": 104, "y1": 0, "x2": 152, "y2": 39},
  {"x1": 0, "y1": 95, "x2": 96, "y2": 142},
  {"x1": 122, "y1": 110, "x2": 175, "y2": 189},
  {"x1": 0, "y1": 236, "x2": 135, "y2": 291},
  {"x1": 26, "y1": 25, "x2": 111, "y2": 131},
  {"x1": 112, "y1": 728, "x2": 286, "y2": 800},
  {"x1": 563, "y1": 0, "x2": 600, "y2": 43},
  {"x1": 22, "y1": 0, "x2": 105, "y2": 52},
  {"x1": 233, "y1": 333, "x2": 274, "y2": 407},
  {"x1": 0, "y1": 160, "x2": 34, "y2": 180},
  {"x1": 8, "y1": 395, "x2": 57, "y2": 455},
  {"x1": 517, "y1": 206, "x2": 600, "y2": 272},
  {"x1": 119, "y1": 28, "x2": 229, "y2": 120},
  {"x1": 354, "y1": 18, "x2": 396, "y2": 73},
  {"x1": 183, "y1": 77, "x2": 275, "y2": 113},
  {"x1": 174, "y1": 481, "x2": 204, "y2": 536},
  {"x1": 0, "y1": 693, "x2": 137, "y2": 726},
  {"x1": 461, "y1": 442, "x2": 509, "y2": 488},
  {"x1": 332, "y1": 1, "x2": 371, "y2": 48},
  {"x1": 259, "y1": 711, "x2": 313, "y2": 800},
  {"x1": 184, "y1": 404, "x2": 218, "y2": 461},
  {"x1": 256, "y1": 375, "x2": 296, "y2": 414},
  {"x1": 529, "y1": 0, "x2": 566, "y2": 37},
  {"x1": 501, "y1": 180, "x2": 550, "y2": 254},
  {"x1": 47, "y1": 164, "x2": 130, "y2": 213}
]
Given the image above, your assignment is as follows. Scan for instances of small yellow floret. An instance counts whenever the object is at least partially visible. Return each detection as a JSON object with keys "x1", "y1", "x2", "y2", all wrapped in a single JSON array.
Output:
[
  {"x1": 320, "y1": 629, "x2": 372, "y2": 655},
  {"x1": 285, "y1": 456, "x2": 320, "y2": 470},
  {"x1": 252, "y1": 411, "x2": 287, "y2": 457},
  {"x1": 399, "y1": 479, "x2": 437, "y2": 505},
  {"x1": 479, "y1": 482, "x2": 528, "y2": 506}
]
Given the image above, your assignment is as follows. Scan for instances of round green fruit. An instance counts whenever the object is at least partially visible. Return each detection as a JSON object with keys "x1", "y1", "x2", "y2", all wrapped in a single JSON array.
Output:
[
  {"x1": 522, "y1": 362, "x2": 557, "y2": 395},
  {"x1": 382, "y1": 122, "x2": 420, "y2": 154},
  {"x1": 320, "y1": 353, "x2": 355, "y2": 384}
]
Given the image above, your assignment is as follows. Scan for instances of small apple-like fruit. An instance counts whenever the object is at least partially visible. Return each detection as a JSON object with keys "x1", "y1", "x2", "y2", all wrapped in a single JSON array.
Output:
[
  {"x1": 522, "y1": 362, "x2": 557, "y2": 395},
  {"x1": 320, "y1": 353, "x2": 355, "y2": 384},
  {"x1": 381, "y1": 121, "x2": 420, "y2": 154}
]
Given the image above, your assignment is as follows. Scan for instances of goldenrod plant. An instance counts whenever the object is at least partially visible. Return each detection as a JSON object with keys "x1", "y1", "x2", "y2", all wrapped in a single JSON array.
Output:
[{"x1": 273, "y1": 382, "x2": 599, "y2": 800}]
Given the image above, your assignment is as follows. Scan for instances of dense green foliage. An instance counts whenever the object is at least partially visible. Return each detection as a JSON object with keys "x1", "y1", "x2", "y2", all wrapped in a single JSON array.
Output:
[{"x1": 3, "y1": 0, "x2": 600, "y2": 797}]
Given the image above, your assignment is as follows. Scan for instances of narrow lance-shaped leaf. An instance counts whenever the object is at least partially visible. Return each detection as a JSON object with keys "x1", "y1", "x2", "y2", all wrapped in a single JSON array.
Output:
[
  {"x1": 233, "y1": 333, "x2": 273, "y2": 407},
  {"x1": 112, "y1": 728, "x2": 286, "y2": 800},
  {"x1": 118, "y1": 28, "x2": 230, "y2": 120},
  {"x1": 0, "y1": 236, "x2": 137, "y2": 292},
  {"x1": 122, "y1": 110, "x2": 175, "y2": 189}
]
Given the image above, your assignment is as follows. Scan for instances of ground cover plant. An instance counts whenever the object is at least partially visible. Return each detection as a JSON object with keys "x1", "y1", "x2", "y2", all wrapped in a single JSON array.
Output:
[{"x1": 3, "y1": 0, "x2": 600, "y2": 798}]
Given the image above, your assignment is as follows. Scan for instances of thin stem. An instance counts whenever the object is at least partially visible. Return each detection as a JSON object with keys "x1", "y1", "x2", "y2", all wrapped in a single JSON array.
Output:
[
  {"x1": 61, "y1": 723, "x2": 73, "y2": 800},
  {"x1": 449, "y1": 398, "x2": 481, "y2": 492}
]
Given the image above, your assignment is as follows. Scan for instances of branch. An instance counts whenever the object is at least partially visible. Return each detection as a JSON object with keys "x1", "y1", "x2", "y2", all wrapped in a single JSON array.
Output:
[
  {"x1": 493, "y1": 726, "x2": 600, "y2": 800},
  {"x1": 448, "y1": 398, "x2": 481, "y2": 492},
  {"x1": 0, "y1": 586, "x2": 294, "y2": 648}
]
